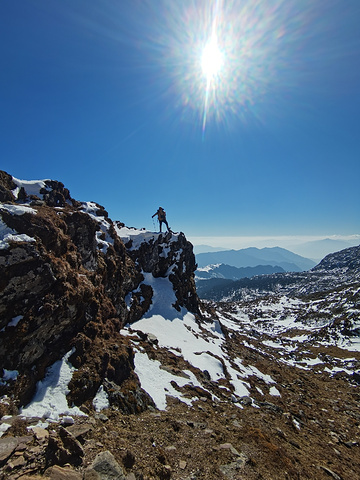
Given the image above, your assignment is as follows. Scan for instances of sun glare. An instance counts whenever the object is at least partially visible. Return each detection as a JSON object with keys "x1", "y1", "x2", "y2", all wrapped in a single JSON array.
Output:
[
  {"x1": 201, "y1": 36, "x2": 223, "y2": 80},
  {"x1": 146, "y1": 0, "x2": 309, "y2": 135}
]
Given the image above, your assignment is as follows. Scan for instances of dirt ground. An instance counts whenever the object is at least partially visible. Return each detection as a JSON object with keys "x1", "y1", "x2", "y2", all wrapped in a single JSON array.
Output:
[{"x1": 1, "y1": 355, "x2": 359, "y2": 480}]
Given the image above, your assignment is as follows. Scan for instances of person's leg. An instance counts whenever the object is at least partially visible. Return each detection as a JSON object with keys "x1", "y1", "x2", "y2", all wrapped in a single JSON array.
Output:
[{"x1": 159, "y1": 220, "x2": 162, "y2": 233}]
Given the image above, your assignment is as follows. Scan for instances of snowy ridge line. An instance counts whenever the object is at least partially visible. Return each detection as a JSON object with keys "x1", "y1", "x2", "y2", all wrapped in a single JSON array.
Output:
[
  {"x1": 11, "y1": 176, "x2": 51, "y2": 200},
  {"x1": 115, "y1": 225, "x2": 180, "y2": 251}
]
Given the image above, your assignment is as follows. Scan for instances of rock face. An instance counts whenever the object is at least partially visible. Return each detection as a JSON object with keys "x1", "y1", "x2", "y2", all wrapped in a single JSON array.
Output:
[
  {"x1": 0, "y1": 170, "x2": 200, "y2": 414},
  {"x1": 121, "y1": 229, "x2": 199, "y2": 317}
]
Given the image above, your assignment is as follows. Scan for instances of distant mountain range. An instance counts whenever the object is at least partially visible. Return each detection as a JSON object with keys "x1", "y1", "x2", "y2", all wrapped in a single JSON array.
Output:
[
  {"x1": 193, "y1": 238, "x2": 360, "y2": 262},
  {"x1": 196, "y1": 263, "x2": 285, "y2": 281},
  {"x1": 193, "y1": 244, "x2": 228, "y2": 254},
  {"x1": 289, "y1": 238, "x2": 360, "y2": 260},
  {"x1": 197, "y1": 245, "x2": 360, "y2": 301},
  {"x1": 196, "y1": 246, "x2": 315, "y2": 273}
]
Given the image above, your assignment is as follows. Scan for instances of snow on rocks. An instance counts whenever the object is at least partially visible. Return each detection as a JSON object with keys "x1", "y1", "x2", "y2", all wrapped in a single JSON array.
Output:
[
  {"x1": 124, "y1": 272, "x2": 359, "y2": 411},
  {"x1": 79, "y1": 201, "x2": 114, "y2": 253},
  {"x1": 0, "y1": 213, "x2": 36, "y2": 250},
  {"x1": 11, "y1": 177, "x2": 51, "y2": 200},
  {"x1": 134, "y1": 351, "x2": 204, "y2": 410},
  {"x1": 115, "y1": 226, "x2": 180, "y2": 251},
  {"x1": 122, "y1": 271, "x2": 263, "y2": 409},
  {"x1": 20, "y1": 350, "x2": 85, "y2": 422},
  {"x1": 93, "y1": 385, "x2": 110, "y2": 412},
  {"x1": 216, "y1": 285, "x2": 360, "y2": 380}
]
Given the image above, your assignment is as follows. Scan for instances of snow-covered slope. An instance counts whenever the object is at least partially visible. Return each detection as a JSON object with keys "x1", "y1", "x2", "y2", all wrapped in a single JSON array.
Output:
[{"x1": 119, "y1": 280, "x2": 360, "y2": 412}]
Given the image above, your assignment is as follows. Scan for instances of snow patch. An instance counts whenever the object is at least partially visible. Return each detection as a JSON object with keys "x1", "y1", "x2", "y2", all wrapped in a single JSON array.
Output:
[
  {"x1": 20, "y1": 350, "x2": 85, "y2": 421},
  {"x1": 0, "y1": 369, "x2": 19, "y2": 386},
  {"x1": 134, "y1": 351, "x2": 203, "y2": 410},
  {"x1": 12, "y1": 177, "x2": 50, "y2": 200},
  {"x1": 93, "y1": 385, "x2": 110, "y2": 412},
  {"x1": 115, "y1": 225, "x2": 180, "y2": 251},
  {"x1": 80, "y1": 202, "x2": 114, "y2": 253},
  {"x1": 0, "y1": 218, "x2": 36, "y2": 249},
  {"x1": 0, "y1": 204, "x2": 37, "y2": 215}
]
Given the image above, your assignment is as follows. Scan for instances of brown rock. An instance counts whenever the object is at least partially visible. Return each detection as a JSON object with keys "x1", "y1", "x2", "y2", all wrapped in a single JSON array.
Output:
[
  {"x1": 0, "y1": 436, "x2": 18, "y2": 462},
  {"x1": 46, "y1": 427, "x2": 84, "y2": 467},
  {"x1": 125, "y1": 474, "x2": 136, "y2": 480},
  {"x1": 32, "y1": 426, "x2": 49, "y2": 444},
  {"x1": 66, "y1": 423, "x2": 93, "y2": 439},
  {"x1": 45, "y1": 464, "x2": 83, "y2": 480},
  {"x1": 8, "y1": 453, "x2": 26, "y2": 468},
  {"x1": 218, "y1": 442, "x2": 241, "y2": 456},
  {"x1": 84, "y1": 469, "x2": 101, "y2": 480}
]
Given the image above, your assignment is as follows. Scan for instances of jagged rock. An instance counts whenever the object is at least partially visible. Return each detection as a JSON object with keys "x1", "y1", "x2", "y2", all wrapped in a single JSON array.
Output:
[
  {"x1": 0, "y1": 171, "x2": 16, "y2": 203},
  {"x1": 85, "y1": 450, "x2": 126, "y2": 480},
  {"x1": 0, "y1": 436, "x2": 17, "y2": 463},
  {"x1": 124, "y1": 231, "x2": 199, "y2": 316},
  {"x1": 219, "y1": 458, "x2": 247, "y2": 479},
  {"x1": 102, "y1": 378, "x2": 155, "y2": 414},
  {"x1": 32, "y1": 427, "x2": 49, "y2": 444},
  {"x1": 46, "y1": 427, "x2": 84, "y2": 467},
  {"x1": 217, "y1": 443, "x2": 242, "y2": 456}
]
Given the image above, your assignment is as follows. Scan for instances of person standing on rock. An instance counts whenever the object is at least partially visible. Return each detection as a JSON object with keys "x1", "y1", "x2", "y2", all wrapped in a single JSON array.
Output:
[{"x1": 152, "y1": 207, "x2": 171, "y2": 233}]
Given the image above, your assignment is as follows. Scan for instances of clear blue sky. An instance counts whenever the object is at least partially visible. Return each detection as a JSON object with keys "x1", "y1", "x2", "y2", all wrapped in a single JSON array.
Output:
[{"x1": 1, "y1": 0, "x2": 359, "y2": 240}]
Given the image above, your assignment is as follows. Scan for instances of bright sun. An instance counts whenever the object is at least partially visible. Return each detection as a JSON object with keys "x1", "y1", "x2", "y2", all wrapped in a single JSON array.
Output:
[{"x1": 201, "y1": 36, "x2": 224, "y2": 80}]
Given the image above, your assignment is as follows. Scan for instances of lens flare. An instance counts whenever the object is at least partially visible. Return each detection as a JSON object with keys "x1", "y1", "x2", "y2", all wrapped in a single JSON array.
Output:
[
  {"x1": 132, "y1": 0, "x2": 340, "y2": 136},
  {"x1": 149, "y1": 0, "x2": 291, "y2": 134}
]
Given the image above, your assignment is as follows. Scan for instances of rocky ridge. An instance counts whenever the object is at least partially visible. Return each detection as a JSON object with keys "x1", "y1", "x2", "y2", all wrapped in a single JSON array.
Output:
[{"x1": 0, "y1": 170, "x2": 199, "y2": 414}]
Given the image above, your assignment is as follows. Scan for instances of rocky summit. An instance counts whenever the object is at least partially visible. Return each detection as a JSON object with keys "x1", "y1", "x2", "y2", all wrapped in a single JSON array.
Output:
[{"x1": 0, "y1": 170, "x2": 359, "y2": 480}]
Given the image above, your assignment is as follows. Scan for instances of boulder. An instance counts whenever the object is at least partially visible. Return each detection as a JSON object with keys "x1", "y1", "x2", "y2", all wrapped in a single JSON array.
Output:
[{"x1": 85, "y1": 450, "x2": 126, "y2": 480}]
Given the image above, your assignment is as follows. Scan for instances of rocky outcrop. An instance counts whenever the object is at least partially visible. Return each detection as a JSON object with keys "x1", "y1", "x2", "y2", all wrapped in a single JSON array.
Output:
[
  {"x1": 0, "y1": 170, "x2": 200, "y2": 414},
  {"x1": 121, "y1": 229, "x2": 199, "y2": 318}
]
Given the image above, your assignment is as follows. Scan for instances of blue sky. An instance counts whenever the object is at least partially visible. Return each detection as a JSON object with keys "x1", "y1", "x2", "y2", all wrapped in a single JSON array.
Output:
[{"x1": 1, "y1": 0, "x2": 360, "y2": 245}]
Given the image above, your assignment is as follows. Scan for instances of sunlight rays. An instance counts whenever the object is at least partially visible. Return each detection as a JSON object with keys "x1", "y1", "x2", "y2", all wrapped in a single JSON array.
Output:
[{"x1": 133, "y1": 0, "x2": 327, "y2": 135}]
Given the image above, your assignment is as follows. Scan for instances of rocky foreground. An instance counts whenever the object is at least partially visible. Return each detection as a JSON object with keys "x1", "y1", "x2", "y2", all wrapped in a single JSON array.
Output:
[{"x1": 1, "y1": 171, "x2": 359, "y2": 479}]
